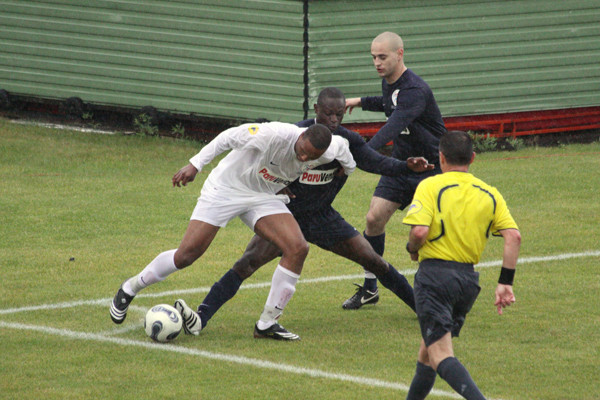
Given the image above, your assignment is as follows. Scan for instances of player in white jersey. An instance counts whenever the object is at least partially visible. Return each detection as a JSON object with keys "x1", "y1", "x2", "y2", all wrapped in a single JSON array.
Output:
[{"x1": 110, "y1": 122, "x2": 355, "y2": 339}]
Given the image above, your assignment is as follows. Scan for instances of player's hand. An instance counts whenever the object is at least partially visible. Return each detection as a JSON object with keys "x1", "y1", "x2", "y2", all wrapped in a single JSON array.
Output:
[
  {"x1": 172, "y1": 163, "x2": 198, "y2": 187},
  {"x1": 277, "y1": 187, "x2": 296, "y2": 198},
  {"x1": 494, "y1": 284, "x2": 516, "y2": 315},
  {"x1": 345, "y1": 98, "x2": 361, "y2": 115},
  {"x1": 409, "y1": 251, "x2": 419, "y2": 262},
  {"x1": 407, "y1": 157, "x2": 435, "y2": 173}
]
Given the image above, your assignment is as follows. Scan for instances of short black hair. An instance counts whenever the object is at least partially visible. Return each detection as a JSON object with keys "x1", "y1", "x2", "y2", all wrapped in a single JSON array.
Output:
[
  {"x1": 303, "y1": 123, "x2": 332, "y2": 150},
  {"x1": 317, "y1": 87, "x2": 345, "y2": 106},
  {"x1": 439, "y1": 131, "x2": 473, "y2": 165}
]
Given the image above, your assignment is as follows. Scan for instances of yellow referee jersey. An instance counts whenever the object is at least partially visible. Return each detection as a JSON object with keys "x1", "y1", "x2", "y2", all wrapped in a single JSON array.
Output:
[{"x1": 403, "y1": 171, "x2": 518, "y2": 264}]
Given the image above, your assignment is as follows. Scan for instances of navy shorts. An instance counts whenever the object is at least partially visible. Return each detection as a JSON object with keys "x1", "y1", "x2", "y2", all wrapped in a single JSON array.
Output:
[
  {"x1": 294, "y1": 207, "x2": 359, "y2": 251},
  {"x1": 374, "y1": 170, "x2": 439, "y2": 210},
  {"x1": 414, "y1": 259, "x2": 481, "y2": 347}
]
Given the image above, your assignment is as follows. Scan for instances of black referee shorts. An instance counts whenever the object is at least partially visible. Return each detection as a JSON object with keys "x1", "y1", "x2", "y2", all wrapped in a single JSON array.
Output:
[
  {"x1": 294, "y1": 206, "x2": 359, "y2": 251},
  {"x1": 414, "y1": 259, "x2": 481, "y2": 347}
]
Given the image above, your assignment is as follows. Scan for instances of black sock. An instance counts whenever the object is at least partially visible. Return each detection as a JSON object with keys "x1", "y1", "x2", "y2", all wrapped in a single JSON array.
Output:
[
  {"x1": 364, "y1": 231, "x2": 385, "y2": 256},
  {"x1": 406, "y1": 362, "x2": 437, "y2": 400},
  {"x1": 363, "y1": 277, "x2": 378, "y2": 292},
  {"x1": 363, "y1": 232, "x2": 385, "y2": 291},
  {"x1": 197, "y1": 269, "x2": 243, "y2": 329},
  {"x1": 377, "y1": 264, "x2": 416, "y2": 312},
  {"x1": 436, "y1": 357, "x2": 486, "y2": 400}
]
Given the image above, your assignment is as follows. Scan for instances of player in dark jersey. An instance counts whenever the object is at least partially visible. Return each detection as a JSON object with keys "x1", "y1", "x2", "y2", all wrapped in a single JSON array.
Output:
[
  {"x1": 343, "y1": 32, "x2": 447, "y2": 309},
  {"x1": 173, "y1": 87, "x2": 434, "y2": 340}
]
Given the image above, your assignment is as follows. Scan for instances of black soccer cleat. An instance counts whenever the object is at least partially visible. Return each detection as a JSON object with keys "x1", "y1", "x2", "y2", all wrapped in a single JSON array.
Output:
[
  {"x1": 253, "y1": 323, "x2": 300, "y2": 341},
  {"x1": 110, "y1": 287, "x2": 135, "y2": 324},
  {"x1": 174, "y1": 299, "x2": 202, "y2": 336},
  {"x1": 342, "y1": 283, "x2": 379, "y2": 310}
]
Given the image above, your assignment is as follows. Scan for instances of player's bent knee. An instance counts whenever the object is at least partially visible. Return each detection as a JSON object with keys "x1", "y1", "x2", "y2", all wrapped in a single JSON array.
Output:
[
  {"x1": 365, "y1": 212, "x2": 386, "y2": 232},
  {"x1": 282, "y1": 239, "x2": 309, "y2": 261}
]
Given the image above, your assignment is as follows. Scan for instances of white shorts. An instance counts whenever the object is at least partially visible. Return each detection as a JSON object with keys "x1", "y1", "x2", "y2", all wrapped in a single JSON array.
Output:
[{"x1": 190, "y1": 187, "x2": 291, "y2": 230}]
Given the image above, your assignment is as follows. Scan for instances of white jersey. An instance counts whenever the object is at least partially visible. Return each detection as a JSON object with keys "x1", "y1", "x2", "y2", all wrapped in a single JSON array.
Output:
[{"x1": 189, "y1": 122, "x2": 356, "y2": 199}]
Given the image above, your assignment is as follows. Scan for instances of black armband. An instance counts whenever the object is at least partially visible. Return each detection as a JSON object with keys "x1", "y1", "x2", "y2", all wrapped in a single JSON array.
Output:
[
  {"x1": 406, "y1": 242, "x2": 418, "y2": 254},
  {"x1": 498, "y1": 267, "x2": 515, "y2": 285}
]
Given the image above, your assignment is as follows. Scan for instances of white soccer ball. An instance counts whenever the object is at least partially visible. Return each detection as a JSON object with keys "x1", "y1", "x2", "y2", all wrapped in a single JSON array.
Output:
[{"x1": 144, "y1": 304, "x2": 182, "y2": 342}]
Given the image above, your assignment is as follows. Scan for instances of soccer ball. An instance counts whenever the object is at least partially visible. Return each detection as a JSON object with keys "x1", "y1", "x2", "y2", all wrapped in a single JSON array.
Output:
[{"x1": 144, "y1": 304, "x2": 182, "y2": 342}]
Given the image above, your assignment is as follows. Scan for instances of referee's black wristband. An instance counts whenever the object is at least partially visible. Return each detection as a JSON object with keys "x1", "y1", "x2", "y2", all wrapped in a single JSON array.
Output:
[
  {"x1": 498, "y1": 267, "x2": 515, "y2": 285},
  {"x1": 406, "y1": 242, "x2": 418, "y2": 254}
]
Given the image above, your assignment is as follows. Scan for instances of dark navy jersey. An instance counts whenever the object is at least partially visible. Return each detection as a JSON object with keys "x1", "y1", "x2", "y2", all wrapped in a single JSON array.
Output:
[
  {"x1": 286, "y1": 118, "x2": 410, "y2": 214},
  {"x1": 361, "y1": 69, "x2": 446, "y2": 169}
]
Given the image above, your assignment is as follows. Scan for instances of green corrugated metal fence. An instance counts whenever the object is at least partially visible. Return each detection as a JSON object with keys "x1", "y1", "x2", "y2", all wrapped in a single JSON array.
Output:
[
  {"x1": 0, "y1": 0, "x2": 305, "y2": 121},
  {"x1": 309, "y1": 0, "x2": 600, "y2": 122},
  {"x1": 1, "y1": 0, "x2": 599, "y2": 124}
]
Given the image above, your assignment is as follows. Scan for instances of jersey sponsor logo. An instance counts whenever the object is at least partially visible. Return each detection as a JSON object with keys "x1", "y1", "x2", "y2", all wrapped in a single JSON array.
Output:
[
  {"x1": 248, "y1": 124, "x2": 259, "y2": 135},
  {"x1": 392, "y1": 89, "x2": 400, "y2": 106},
  {"x1": 299, "y1": 168, "x2": 337, "y2": 185},
  {"x1": 258, "y1": 167, "x2": 292, "y2": 186}
]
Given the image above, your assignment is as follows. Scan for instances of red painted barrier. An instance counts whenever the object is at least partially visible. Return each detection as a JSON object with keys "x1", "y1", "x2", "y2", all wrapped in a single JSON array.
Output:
[{"x1": 345, "y1": 106, "x2": 600, "y2": 139}]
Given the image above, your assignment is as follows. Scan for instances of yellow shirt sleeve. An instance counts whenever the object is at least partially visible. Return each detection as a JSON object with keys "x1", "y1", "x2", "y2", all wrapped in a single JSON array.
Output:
[
  {"x1": 490, "y1": 188, "x2": 519, "y2": 236},
  {"x1": 403, "y1": 178, "x2": 435, "y2": 227}
]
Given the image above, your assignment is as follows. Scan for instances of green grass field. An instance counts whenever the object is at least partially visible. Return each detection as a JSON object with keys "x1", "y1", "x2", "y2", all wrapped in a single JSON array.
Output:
[{"x1": 1, "y1": 118, "x2": 599, "y2": 400}]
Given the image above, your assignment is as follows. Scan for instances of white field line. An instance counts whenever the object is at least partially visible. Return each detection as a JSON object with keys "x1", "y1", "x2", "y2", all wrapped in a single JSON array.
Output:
[
  {"x1": 96, "y1": 305, "x2": 146, "y2": 336},
  {"x1": 0, "y1": 320, "x2": 462, "y2": 399},
  {"x1": 6, "y1": 252, "x2": 591, "y2": 400},
  {"x1": 10, "y1": 119, "x2": 122, "y2": 135},
  {"x1": 1, "y1": 250, "x2": 598, "y2": 316}
]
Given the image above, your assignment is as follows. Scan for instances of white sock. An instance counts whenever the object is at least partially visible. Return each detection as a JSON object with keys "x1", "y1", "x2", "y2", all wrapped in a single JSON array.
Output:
[
  {"x1": 364, "y1": 270, "x2": 376, "y2": 280},
  {"x1": 257, "y1": 265, "x2": 299, "y2": 330},
  {"x1": 122, "y1": 249, "x2": 178, "y2": 296}
]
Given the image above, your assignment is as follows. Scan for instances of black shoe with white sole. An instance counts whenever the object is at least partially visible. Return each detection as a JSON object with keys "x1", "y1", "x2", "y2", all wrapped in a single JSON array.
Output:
[
  {"x1": 253, "y1": 323, "x2": 300, "y2": 341},
  {"x1": 342, "y1": 283, "x2": 379, "y2": 310}
]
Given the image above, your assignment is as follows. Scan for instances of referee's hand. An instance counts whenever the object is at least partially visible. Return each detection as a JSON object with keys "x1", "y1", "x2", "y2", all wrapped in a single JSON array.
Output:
[{"x1": 494, "y1": 284, "x2": 516, "y2": 315}]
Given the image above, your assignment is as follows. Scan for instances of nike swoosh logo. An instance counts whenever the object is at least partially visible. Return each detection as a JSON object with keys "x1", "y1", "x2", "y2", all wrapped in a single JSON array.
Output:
[
  {"x1": 270, "y1": 161, "x2": 279, "y2": 166},
  {"x1": 360, "y1": 295, "x2": 377, "y2": 304}
]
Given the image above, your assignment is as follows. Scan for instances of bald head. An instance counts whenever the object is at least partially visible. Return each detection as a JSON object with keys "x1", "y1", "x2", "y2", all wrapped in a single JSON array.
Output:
[
  {"x1": 371, "y1": 32, "x2": 406, "y2": 83},
  {"x1": 372, "y1": 32, "x2": 404, "y2": 52}
]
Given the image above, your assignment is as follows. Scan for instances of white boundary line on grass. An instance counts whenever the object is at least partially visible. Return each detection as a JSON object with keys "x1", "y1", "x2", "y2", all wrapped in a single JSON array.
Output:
[
  {"x1": 0, "y1": 320, "x2": 462, "y2": 399},
  {"x1": 10, "y1": 119, "x2": 121, "y2": 135},
  {"x1": 1, "y1": 251, "x2": 598, "y2": 399},
  {"x1": 1, "y1": 250, "x2": 598, "y2": 316}
]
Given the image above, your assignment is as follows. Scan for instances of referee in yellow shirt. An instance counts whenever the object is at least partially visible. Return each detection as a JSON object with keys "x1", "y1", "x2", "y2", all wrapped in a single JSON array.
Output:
[{"x1": 403, "y1": 131, "x2": 521, "y2": 400}]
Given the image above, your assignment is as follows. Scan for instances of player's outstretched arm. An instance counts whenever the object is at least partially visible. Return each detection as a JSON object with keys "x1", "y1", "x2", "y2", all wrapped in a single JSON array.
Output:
[
  {"x1": 172, "y1": 163, "x2": 198, "y2": 187},
  {"x1": 346, "y1": 129, "x2": 411, "y2": 177}
]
